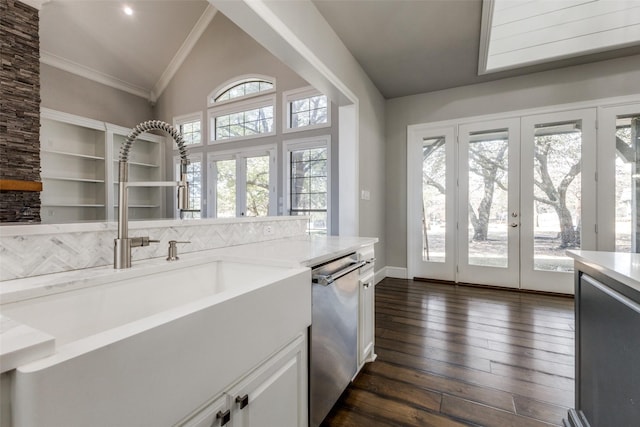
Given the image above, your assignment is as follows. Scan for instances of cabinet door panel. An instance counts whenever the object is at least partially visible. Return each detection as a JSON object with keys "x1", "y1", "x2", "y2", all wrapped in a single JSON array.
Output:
[
  {"x1": 178, "y1": 394, "x2": 230, "y2": 427},
  {"x1": 229, "y1": 334, "x2": 306, "y2": 427},
  {"x1": 358, "y1": 269, "x2": 375, "y2": 367}
]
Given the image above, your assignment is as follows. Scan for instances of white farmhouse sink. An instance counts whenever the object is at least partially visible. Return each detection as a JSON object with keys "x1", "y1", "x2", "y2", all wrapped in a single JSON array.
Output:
[
  {"x1": 2, "y1": 260, "x2": 296, "y2": 346},
  {"x1": 5, "y1": 258, "x2": 311, "y2": 427}
]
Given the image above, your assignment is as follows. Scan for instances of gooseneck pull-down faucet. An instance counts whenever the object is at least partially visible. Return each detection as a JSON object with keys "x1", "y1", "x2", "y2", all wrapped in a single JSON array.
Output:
[{"x1": 114, "y1": 120, "x2": 190, "y2": 269}]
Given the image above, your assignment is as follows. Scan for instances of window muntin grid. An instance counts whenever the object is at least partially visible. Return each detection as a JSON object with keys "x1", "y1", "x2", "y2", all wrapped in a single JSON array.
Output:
[{"x1": 214, "y1": 80, "x2": 274, "y2": 104}]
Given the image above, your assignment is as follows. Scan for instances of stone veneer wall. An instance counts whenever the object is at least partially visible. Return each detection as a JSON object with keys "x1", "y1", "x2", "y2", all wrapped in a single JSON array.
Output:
[
  {"x1": 0, "y1": 0, "x2": 41, "y2": 222},
  {"x1": 0, "y1": 217, "x2": 310, "y2": 281}
]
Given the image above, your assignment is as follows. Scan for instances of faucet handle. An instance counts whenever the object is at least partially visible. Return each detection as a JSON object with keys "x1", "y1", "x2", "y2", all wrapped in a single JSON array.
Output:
[
  {"x1": 167, "y1": 240, "x2": 190, "y2": 261},
  {"x1": 131, "y1": 236, "x2": 160, "y2": 248}
]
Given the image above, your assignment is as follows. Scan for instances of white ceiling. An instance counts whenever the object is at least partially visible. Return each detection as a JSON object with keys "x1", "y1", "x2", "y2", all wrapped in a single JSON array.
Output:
[
  {"x1": 39, "y1": 0, "x2": 211, "y2": 101},
  {"x1": 39, "y1": 0, "x2": 640, "y2": 102}
]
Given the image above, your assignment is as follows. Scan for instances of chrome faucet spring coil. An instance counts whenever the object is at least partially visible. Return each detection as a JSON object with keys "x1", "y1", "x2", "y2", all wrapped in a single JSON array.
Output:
[
  {"x1": 119, "y1": 120, "x2": 188, "y2": 162},
  {"x1": 114, "y1": 120, "x2": 190, "y2": 269}
]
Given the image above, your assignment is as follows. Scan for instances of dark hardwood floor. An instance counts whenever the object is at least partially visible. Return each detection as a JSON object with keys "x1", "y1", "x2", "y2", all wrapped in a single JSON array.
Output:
[{"x1": 322, "y1": 278, "x2": 575, "y2": 427}]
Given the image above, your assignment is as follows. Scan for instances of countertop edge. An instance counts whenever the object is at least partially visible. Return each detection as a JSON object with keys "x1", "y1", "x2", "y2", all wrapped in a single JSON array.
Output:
[
  {"x1": 566, "y1": 250, "x2": 640, "y2": 294},
  {"x1": 0, "y1": 315, "x2": 55, "y2": 374}
]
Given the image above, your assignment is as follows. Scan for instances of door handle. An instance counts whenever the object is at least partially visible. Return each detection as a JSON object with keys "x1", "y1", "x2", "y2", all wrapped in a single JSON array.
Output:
[{"x1": 510, "y1": 222, "x2": 518, "y2": 228}]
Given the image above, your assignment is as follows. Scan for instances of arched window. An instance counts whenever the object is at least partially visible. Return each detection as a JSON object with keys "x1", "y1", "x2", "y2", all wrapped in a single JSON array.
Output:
[
  {"x1": 208, "y1": 75, "x2": 275, "y2": 106},
  {"x1": 214, "y1": 79, "x2": 274, "y2": 103},
  {"x1": 207, "y1": 75, "x2": 276, "y2": 143}
]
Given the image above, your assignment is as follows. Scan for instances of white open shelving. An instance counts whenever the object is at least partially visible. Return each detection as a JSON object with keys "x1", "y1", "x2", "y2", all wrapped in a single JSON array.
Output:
[
  {"x1": 108, "y1": 123, "x2": 166, "y2": 221},
  {"x1": 40, "y1": 109, "x2": 166, "y2": 223}
]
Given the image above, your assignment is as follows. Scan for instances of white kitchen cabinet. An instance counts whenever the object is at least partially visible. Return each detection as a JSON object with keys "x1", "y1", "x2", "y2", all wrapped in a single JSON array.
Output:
[
  {"x1": 357, "y1": 245, "x2": 376, "y2": 369},
  {"x1": 178, "y1": 333, "x2": 307, "y2": 427},
  {"x1": 358, "y1": 267, "x2": 376, "y2": 368},
  {"x1": 179, "y1": 394, "x2": 230, "y2": 427}
]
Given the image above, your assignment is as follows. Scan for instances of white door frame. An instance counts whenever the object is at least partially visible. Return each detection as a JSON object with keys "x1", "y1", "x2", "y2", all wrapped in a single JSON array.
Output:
[
  {"x1": 596, "y1": 102, "x2": 640, "y2": 252},
  {"x1": 520, "y1": 108, "x2": 597, "y2": 293},
  {"x1": 407, "y1": 95, "x2": 640, "y2": 293},
  {"x1": 457, "y1": 118, "x2": 520, "y2": 288},
  {"x1": 407, "y1": 124, "x2": 457, "y2": 281}
]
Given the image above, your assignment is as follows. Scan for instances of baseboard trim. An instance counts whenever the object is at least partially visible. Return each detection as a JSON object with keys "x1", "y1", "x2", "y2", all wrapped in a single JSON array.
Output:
[{"x1": 385, "y1": 266, "x2": 408, "y2": 279}]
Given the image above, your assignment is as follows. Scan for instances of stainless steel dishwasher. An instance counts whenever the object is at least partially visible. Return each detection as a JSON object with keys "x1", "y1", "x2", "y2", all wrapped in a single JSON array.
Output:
[{"x1": 309, "y1": 253, "x2": 366, "y2": 427}]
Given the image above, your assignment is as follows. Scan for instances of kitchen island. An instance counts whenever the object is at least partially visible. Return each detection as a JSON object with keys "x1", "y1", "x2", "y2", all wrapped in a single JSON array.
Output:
[{"x1": 566, "y1": 250, "x2": 640, "y2": 427}]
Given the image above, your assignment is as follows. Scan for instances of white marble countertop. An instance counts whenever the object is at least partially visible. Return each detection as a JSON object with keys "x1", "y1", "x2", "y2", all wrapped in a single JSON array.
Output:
[
  {"x1": 566, "y1": 250, "x2": 640, "y2": 294},
  {"x1": 0, "y1": 234, "x2": 377, "y2": 373},
  {"x1": 210, "y1": 235, "x2": 378, "y2": 267},
  {"x1": 0, "y1": 315, "x2": 55, "y2": 373}
]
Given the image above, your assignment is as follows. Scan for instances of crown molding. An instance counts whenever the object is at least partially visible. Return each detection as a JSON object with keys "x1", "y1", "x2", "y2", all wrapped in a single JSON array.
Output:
[
  {"x1": 19, "y1": 0, "x2": 50, "y2": 10},
  {"x1": 40, "y1": 51, "x2": 152, "y2": 101},
  {"x1": 152, "y1": 5, "x2": 218, "y2": 103}
]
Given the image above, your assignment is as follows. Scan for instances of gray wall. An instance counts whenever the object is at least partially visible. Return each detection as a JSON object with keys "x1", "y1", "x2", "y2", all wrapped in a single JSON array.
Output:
[
  {"x1": 211, "y1": 0, "x2": 387, "y2": 270},
  {"x1": 385, "y1": 54, "x2": 640, "y2": 270},
  {"x1": 155, "y1": 13, "x2": 340, "y2": 232},
  {"x1": 40, "y1": 64, "x2": 154, "y2": 128},
  {"x1": 38, "y1": 13, "x2": 341, "y2": 233}
]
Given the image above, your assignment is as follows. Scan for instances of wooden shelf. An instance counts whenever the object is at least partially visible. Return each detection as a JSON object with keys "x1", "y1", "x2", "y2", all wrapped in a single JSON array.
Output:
[
  {"x1": 42, "y1": 149, "x2": 104, "y2": 160},
  {"x1": 0, "y1": 179, "x2": 43, "y2": 192}
]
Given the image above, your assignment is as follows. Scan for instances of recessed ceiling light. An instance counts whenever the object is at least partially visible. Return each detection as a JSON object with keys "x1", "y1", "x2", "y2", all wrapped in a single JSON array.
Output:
[{"x1": 123, "y1": 6, "x2": 133, "y2": 16}]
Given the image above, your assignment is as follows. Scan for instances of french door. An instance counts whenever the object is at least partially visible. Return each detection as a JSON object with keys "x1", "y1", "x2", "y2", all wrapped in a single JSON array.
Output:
[
  {"x1": 458, "y1": 118, "x2": 520, "y2": 288},
  {"x1": 520, "y1": 109, "x2": 596, "y2": 293},
  {"x1": 207, "y1": 147, "x2": 276, "y2": 218},
  {"x1": 408, "y1": 108, "x2": 596, "y2": 294},
  {"x1": 597, "y1": 103, "x2": 640, "y2": 252},
  {"x1": 407, "y1": 126, "x2": 456, "y2": 281}
]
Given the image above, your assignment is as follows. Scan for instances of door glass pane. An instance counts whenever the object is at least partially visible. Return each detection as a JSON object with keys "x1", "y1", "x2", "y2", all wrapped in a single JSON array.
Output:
[
  {"x1": 215, "y1": 159, "x2": 236, "y2": 218},
  {"x1": 422, "y1": 137, "x2": 446, "y2": 262},
  {"x1": 615, "y1": 115, "x2": 640, "y2": 252},
  {"x1": 533, "y1": 121, "x2": 582, "y2": 272},
  {"x1": 245, "y1": 155, "x2": 270, "y2": 217},
  {"x1": 467, "y1": 129, "x2": 509, "y2": 268}
]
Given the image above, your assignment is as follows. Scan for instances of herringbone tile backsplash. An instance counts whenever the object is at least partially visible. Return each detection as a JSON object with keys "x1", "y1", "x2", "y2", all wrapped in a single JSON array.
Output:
[{"x1": 0, "y1": 218, "x2": 308, "y2": 281}]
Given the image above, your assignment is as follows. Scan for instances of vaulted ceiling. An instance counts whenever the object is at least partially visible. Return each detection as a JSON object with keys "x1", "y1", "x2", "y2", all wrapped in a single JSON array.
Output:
[
  {"x1": 312, "y1": 0, "x2": 640, "y2": 98},
  {"x1": 40, "y1": 0, "x2": 640, "y2": 101}
]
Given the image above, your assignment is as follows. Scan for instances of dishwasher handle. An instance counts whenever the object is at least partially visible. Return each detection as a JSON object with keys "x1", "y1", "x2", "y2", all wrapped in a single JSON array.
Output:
[{"x1": 312, "y1": 260, "x2": 366, "y2": 286}]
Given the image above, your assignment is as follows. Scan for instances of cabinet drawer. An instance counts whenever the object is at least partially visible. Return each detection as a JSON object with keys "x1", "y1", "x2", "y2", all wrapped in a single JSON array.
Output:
[{"x1": 178, "y1": 394, "x2": 228, "y2": 427}]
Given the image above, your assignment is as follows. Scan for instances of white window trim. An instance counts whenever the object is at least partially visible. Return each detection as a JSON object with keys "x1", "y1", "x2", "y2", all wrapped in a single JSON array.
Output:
[
  {"x1": 207, "y1": 74, "x2": 276, "y2": 108},
  {"x1": 208, "y1": 94, "x2": 276, "y2": 144},
  {"x1": 282, "y1": 86, "x2": 331, "y2": 134},
  {"x1": 207, "y1": 144, "x2": 277, "y2": 218},
  {"x1": 283, "y1": 135, "x2": 331, "y2": 232},
  {"x1": 173, "y1": 111, "x2": 204, "y2": 148},
  {"x1": 173, "y1": 152, "x2": 203, "y2": 219}
]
